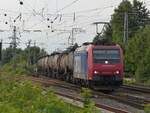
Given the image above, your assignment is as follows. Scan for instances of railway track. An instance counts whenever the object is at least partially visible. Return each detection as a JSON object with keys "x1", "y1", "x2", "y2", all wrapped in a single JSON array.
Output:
[
  {"x1": 121, "y1": 85, "x2": 150, "y2": 94},
  {"x1": 93, "y1": 91, "x2": 149, "y2": 109},
  {"x1": 21, "y1": 76, "x2": 149, "y2": 112},
  {"x1": 54, "y1": 91, "x2": 129, "y2": 113},
  {"x1": 26, "y1": 76, "x2": 129, "y2": 113}
]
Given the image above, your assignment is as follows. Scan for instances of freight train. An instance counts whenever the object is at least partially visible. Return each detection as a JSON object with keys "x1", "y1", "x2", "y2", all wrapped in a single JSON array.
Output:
[{"x1": 36, "y1": 43, "x2": 124, "y2": 89}]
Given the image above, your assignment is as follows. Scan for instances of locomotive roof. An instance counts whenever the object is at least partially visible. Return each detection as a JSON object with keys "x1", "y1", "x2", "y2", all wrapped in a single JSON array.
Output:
[
  {"x1": 93, "y1": 44, "x2": 121, "y2": 48},
  {"x1": 75, "y1": 44, "x2": 121, "y2": 52}
]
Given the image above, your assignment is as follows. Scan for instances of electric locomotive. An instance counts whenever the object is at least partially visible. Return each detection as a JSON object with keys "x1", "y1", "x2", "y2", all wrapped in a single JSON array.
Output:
[{"x1": 73, "y1": 44, "x2": 124, "y2": 88}]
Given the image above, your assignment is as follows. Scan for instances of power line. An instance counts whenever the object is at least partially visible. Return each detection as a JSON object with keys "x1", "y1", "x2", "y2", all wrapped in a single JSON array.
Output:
[
  {"x1": 0, "y1": 0, "x2": 126, "y2": 45},
  {"x1": 0, "y1": 4, "x2": 116, "y2": 17},
  {"x1": 56, "y1": 0, "x2": 80, "y2": 13},
  {"x1": 0, "y1": 3, "x2": 117, "y2": 31}
]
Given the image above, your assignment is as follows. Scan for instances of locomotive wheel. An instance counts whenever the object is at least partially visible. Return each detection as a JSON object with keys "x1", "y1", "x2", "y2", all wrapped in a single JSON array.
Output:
[
  {"x1": 65, "y1": 74, "x2": 69, "y2": 82},
  {"x1": 78, "y1": 79, "x2": 82, "y2": 86},
  {"x1": 73, "y1": 78, "x2": 78, "y2": 85},
  {"x1": 81, "y1": 80, "x2": 84, "y2": 86},
  {"x1": 71, "y1": 77, "x2": 75, "y2": 84},
  {"x1": 47, "y1": 69, "x2": 50, "y2": 77},
  {"x1": 52, "y1": 71, "x2": 55, "y2": 78},
  {"x1": 44, "y1": 69, "x2": 46, "y2": 76},
  {"x1": 55, "y1": 74, "x2": 58, "y2": 79},
  {"x1": 54, "y1": 71, "x2": 57, "y2": 78},
  {"x1": 70, "y1": 75, "x2": 74, "y2": 83},
  {"x1": 85, "y1": 80, "x2": 89, "y2": 87},
  {"x1": 45, "y1": 69, "x2": 48, "y2": 77},
  {"x1": 62, "y1": 74, "x2": 66, "y2": 80},
  {"x1": 48, "y1": 71, "x2": 52, "y2": 77}
]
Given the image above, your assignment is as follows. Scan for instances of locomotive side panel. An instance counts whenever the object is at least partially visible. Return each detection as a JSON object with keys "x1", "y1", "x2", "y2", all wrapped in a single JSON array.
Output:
[{"x1": 73, "y1": 51, "x2": 88, "y2": 79}]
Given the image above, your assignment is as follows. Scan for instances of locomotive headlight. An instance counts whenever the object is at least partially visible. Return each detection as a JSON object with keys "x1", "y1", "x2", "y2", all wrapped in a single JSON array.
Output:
[
  {"x1": 105, "y1": 60, "x2": 108, "y2": 64},
  {"x1": 94, "y1": 71, "x2": 98, "y2": 74},
  {"x1": 115, "y1": 70, "x2": 120, "y2": 74}
]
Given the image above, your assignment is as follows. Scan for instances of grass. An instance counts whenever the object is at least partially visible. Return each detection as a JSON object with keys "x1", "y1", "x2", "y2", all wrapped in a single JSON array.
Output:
[
  {"x1": 123, "y1": 78, "x2": 136, "y2": 85},
  {"x1": 0, "y1": 63, "x2": 99, "y2": 113},
  {"x1": 0, "y1": 73, "x2": 83, "y2": 113},
  {"x1": 124, "y1": 77, "x2": 150, "y2": 86},
  {"x1": 144, "y1": 104, "x2": 150, "y2": 113}
]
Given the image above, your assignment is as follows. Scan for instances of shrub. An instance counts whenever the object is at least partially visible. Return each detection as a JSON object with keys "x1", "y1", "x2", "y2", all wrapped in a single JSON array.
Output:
[
  {"x1": 0, "y1": 74, "x2": 82, "y2": 113},
  {"x1": 81, "y1": 88, "x2": 99, "y2": 113},
  {"x1": 144, "y1": 104, "x2": 150, "y2": 113},
  {"x1": 135, "y1": 47, "x2": 150, "y2": 85}
]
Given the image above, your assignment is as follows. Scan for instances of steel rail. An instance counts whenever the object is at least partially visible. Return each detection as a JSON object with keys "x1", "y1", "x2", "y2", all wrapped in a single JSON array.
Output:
[
  {"x1": 55, "y1": 91, "x2": 129, "y2": 113},
  {"x1": 26, "y1": 76, "x2": 129, "y2": 113},
  {"x1": 23, "y1": 76, "x2": 147, "y2": 110},
  {"x1": 121, "y1": 85, "x2": 150, "y2": 94}
]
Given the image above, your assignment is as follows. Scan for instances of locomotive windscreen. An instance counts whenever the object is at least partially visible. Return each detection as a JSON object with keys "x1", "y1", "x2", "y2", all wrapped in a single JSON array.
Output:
[{"x1": 93, "y1": 49, "x2": 120, "y2": 64}]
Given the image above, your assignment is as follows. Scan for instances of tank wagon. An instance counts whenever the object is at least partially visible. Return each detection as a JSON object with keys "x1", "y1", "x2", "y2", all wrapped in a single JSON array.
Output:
[{"x1": 36, "y1": 44, "x2": 124, "y2": 89}]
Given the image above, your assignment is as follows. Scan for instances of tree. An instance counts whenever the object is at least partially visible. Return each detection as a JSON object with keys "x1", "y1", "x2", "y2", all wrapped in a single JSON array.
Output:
[
  {"x1": 136, "y1": 47, "x2": 150, "y2": 83},
  {"x1": 111, "y1": 0, "x2": 132, "y2": 45},
  {"x1": 99, "y1": 0, "x2": 150, "y2": 45},
  {"x1": 93, "y1": 33, "x2": 111, "y2": 45},
  {"x1": 24, "y1": 46, "x2": 47, "y2": 65},
  {"x1": 93, "y1": 0, "x2": 150, "y2": 46},
  {"x1": 1, "y1": 46, "x2": 47, "y2": 66},
  {"x1": 2, "y1": 47, "x2": 23, "y2": 64},
  {"x1": 93, "y1": 24, "x2": 113, "y2": 45},
  {"x1": 100, "y1": 24, "x2": 112, "y2": 42},
  {"x1": 131, "y1": 0, "x2": 150, "y2": 32},
  {"x1": 126, "y1": 25, "x2": 150, "y2": 83},
  {"x1": 0, "y1": 42, "x2": 2, "y2": 61},
  {"x1": 99, "y1": 0, "x2": 150, "y2": 84},
  {"x1": 93, "y1": 33, "x2": 102, "y2": 44}
]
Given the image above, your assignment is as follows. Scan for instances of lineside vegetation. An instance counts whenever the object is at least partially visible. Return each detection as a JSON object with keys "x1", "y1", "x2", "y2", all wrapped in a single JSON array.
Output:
[{"x1": 0, "y1": 53, "x2": 99, "y2": 113}]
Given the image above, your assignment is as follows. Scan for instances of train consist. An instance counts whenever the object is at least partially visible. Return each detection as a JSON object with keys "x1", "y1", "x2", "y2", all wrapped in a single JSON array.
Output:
[{"x1": 36, "y1": 43, "x2": 124, "y2": 89}]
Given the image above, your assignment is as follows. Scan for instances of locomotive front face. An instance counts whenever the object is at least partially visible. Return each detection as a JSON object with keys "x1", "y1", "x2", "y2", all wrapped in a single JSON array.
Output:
[{"x1": 88, "y1": 45, "x2": 124, "y2": 85}]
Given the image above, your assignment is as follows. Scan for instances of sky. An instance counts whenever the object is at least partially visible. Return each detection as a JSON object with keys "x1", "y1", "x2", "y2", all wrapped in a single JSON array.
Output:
[{"x1": 0, "y1": 0, "x2": 150, "y2": 53}]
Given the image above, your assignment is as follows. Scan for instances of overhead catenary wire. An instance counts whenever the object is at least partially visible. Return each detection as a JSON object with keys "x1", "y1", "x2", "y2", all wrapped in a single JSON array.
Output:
[
  {"x1": 0, "y1": 0, "x2": 130, "y2": 49},
  {"x1": 0, "y1": 3, "x2": 117, "y2": 25},
  {"x1": 16, "y1": 0, "x2": 50, "y2": 30},
  {"x1": 55, "y1": 0, "x2": 80, "y2": 14},
  {"x1": 54, "y1": 12, "x2": 109, "y2": 30}
]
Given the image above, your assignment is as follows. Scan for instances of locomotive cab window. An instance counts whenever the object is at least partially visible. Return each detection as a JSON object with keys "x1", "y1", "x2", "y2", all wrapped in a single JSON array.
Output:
[{"x1": 93, "y1": 49, "x2": 120, "y2": 64}]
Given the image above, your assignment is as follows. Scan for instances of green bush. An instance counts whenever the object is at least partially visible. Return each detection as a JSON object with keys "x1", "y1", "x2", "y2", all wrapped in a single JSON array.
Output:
[
  {"x1": 0, "y1": 74, "x2": 82, "y2": 113},
  {"x1": 123, "y1": 78, "x2": 136, "y2": 85},
  {"x1": 0, "y1": 66, "x2": 100, "y2": 113},
  {"x1": 144, "y1": 104, "x2": 150, "y2": 113},
  {"x1": 81, "y1": 88, "x2": 99, "y2": 113},
  {"x1": 135, "y1": 47, "x2": 150, "y2": 85},
  {"x1": 0, "y1": 47, "x2": 100, "y2": 113},
  {"x1": 1, "y1": 63, "x2": 28, "y2": 76},
  {"x1": 126, "y1": 26, "x2": 150, "y2": 85}
]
